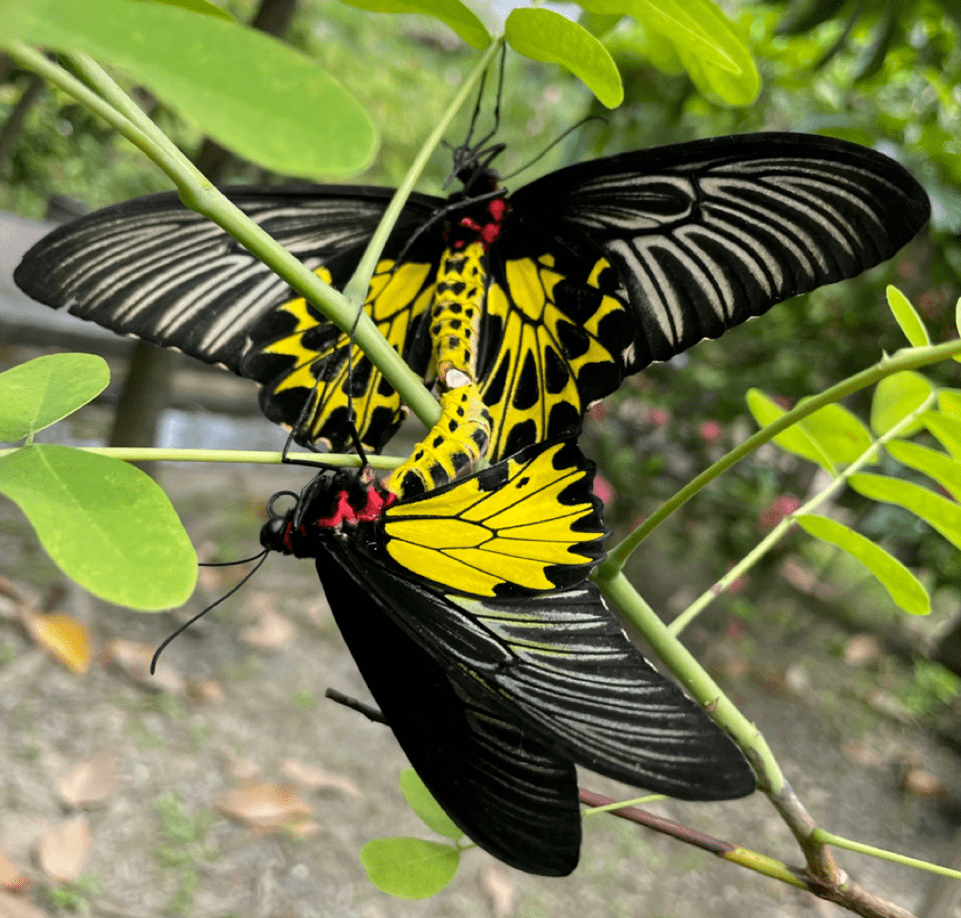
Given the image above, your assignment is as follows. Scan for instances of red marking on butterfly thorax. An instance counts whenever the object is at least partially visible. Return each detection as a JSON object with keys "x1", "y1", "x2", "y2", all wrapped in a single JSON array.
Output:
[
  {"x1": 446, "y1": 192, "x2": 508, "y2": 252},
  {"x1": 314, "y1": 482, "x2": 396, "y2": 529}
]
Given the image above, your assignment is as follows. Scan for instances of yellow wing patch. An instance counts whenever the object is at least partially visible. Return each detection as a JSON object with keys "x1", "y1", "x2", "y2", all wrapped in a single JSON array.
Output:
[
  {"x1": 382, "y1": 442, "x2": 606, "y2": 597},
  {"x1": 254, "y1": 259, "x2": 435, "y2": 448},
  {"x1": 483, "y1": 254, "x2": 626, "y2": 460}
]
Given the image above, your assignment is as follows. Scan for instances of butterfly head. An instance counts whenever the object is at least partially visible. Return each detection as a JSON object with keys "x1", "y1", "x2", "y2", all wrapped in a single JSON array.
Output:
[{"x1": 260, "y1": 469, "x2": 396, "y2": 558}]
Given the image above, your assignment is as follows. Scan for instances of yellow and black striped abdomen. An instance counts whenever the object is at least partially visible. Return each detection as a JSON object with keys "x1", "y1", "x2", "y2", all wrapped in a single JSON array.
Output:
[{"x1": 386, "y1": 239, "x2": 493, "y2": 498}]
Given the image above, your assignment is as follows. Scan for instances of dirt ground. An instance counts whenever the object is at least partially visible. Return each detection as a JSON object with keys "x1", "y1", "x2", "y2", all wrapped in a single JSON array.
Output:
[{"x1": 2, "y1": 397, "x2": 961, "y2": 918}]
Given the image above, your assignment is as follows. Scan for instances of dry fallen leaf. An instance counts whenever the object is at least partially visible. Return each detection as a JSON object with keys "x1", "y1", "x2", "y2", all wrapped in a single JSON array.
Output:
[
  {"x1": 280, "y1": 759, "x2": 361, "y2": 798},
  {"x1": 23, "y1": 613, "x2": 92, "y2": 676},
  {"x1": 55, "y1": 754, "x2": 118, "y2": 810},
  {"x1": 187, "y1": 679, "x2": 224, "y2": 704},
  {"x1": 481, "y1": 862, "x2": 516, "y2": 918},
  {"x1": 36, "y1": 817, "x2": 91, "y2": 884},
  {"x1": 843, "y1": 634, "x2": 882, "y2": 668},
  {"x1": 101, "y1": 639, "x2": 184, "y2": 695},
  {"x1": 0, "y1": 889, "x2": 49, "y2": 918},
  {"x1": 0, "y1": 849, "x2": 29, "y2": 893},
  {"x1": 901, "y1": 767, "x2": 947, "y2": 799},
  {"x1": 240, "y1": 608, "x2": 295, "y2": 651},
  {"x1": 217, "y1": 782, "x2": 313, "y2": 833}
]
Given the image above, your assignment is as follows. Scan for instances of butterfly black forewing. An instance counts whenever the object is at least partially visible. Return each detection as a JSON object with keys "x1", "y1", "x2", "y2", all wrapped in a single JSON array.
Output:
[
  {"x1": 504, "y1": 132, "x2": 930, "y2": 372},
  {"x1": 315, "y1": 549, "x2": 583, "y2": 876}
]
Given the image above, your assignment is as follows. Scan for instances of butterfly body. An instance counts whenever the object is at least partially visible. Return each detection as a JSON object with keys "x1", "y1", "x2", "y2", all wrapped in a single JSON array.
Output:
[{"x1": 260, "y1": 438, "x2": 756, "y2": 875}]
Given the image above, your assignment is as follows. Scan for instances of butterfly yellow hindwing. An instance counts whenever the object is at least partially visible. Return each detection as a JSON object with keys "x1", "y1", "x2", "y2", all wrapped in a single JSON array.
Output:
[{"x1": 381, "y1": 440, "x2": 607, "y2": 597}]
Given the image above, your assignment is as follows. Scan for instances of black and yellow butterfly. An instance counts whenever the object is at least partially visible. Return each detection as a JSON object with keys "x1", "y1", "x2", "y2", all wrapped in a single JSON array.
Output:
[
  {"x1": 260, "y1": 437, "x2": 755, "y2": 875},
  {"x1": 15, "y1": 132, "x2": 930, "y2": 468}
]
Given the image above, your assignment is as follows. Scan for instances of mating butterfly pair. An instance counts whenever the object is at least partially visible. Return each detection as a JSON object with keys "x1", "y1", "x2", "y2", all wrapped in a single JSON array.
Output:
[{"x1": 15, "y1": 131, "x2": 929, "y2": 873}]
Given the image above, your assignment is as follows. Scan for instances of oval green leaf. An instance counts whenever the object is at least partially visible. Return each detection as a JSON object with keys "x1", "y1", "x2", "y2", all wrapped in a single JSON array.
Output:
[
  {"x1": 0, "y1": 0, "x2": 377, "y2": 177},
  {"x1": 0, "y1": 445, "x2": 197, "y2": 610},
  {"x1": 360, "y1": 837, "x2": 460, "y2": 899},
  {"x1": 0, "y1": 354, "x2": 109, "y2": 443},
  {"x1": 925, "y1": 411, "x2": 961, "y2": 460},
  {"x1": 886, "y1": 285, "x2": 929, "y2": 348},
  {"x1": 577, "y1": 0, "x2": 738, "y2": 72},
  {"x1": 796, "y1": 515, "x2": 929, "y2": 616},
  {"x1": 399, "y1": 769, "x2": 463, "y2": 841},
  {"x1": 800, "y1": 402, "x2": 875, "y2": 465},
  {"x1": 870, "y1": 371, "x2": 933, "y2": 436},
  {"x1": 337, "y1": 0, "x2": 490, "y2": 47},
  {"x1": 887, "y1": 440, "x2": 961, "y2": 502},
  {"x1": 506, "y1": 8, "x2": 623, "y2": 108},
  {"x1": 669, "y1": 0, "x2": 759, "y2": 105},
  {"x1": 849, "y1": 473, "x2": 961, "y2": 552},
  {"x1": 746, "y1": 389, "x2": 833, "y2": 471}
]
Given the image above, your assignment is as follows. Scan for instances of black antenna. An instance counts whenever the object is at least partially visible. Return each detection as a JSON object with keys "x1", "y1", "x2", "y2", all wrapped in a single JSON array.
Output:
[
  {"x1": 499, "y1": 115, "x2": 608, "y2": 182},
  {"x1": 150, "y1": 549, "x2": 270, "y2": 673}
]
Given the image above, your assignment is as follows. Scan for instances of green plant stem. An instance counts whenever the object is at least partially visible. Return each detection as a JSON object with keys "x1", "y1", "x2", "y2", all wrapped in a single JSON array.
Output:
[
  {"x1": 600, "y1": 338, "x2": 961, "y2": 577},
  {"x1": 579, "y1": 789, "x2": 807, "y2": 889},
  {"x1": 668, "y1": 392, "x2": 938, "y2": 635},
  {"x1": 594, "y1": 570, "x2": 854, "y2": 896},
  {"x1": 343, "y1": 38, "x2": 503, "y2": 305},
  {"x1": 0, "y1": 446, "x2": 403, "y2": 468},
  {"x1": 813, "y1": 829, "x2": 961, "y2": 881},
  {"x1": 595, "y1": 570, "x2": 782, "y2": 788}
]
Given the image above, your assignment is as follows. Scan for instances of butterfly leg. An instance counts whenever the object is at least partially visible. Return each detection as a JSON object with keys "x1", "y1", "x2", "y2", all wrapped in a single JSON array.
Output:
[{"x1": 385, "y1": 241, "x2": 492, "y2": 498}]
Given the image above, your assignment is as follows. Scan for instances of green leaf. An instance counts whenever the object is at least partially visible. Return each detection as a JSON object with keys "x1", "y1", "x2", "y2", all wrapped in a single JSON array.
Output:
[
  {"x1": 578, "y1": 0, "x2": 737, "y2": 71},
  {"x1": 0, "y1": 445, "x2": 197, "y2": 610},
  {"x1": 886, "y1": 285, "x2": 930, "y2": 348},
  {"x1": 800, "y1": 403, "x2": 875, "y2": 465},
  {"x1": 746, "y1": 389, "x2": 834, "y2": 471},
  {"x1": 887, "y1": 440, "x2": 961, "y2": 502},
  {"x1": 796, "y1": 515, "x2": 930, "y2": 615},
  {"x1": 506, "y1": 8, "x2": 622, "y2": 108},
  {"x1": 399, "y1": 769, "x2": 463, "y2": 841},
  {"x1": 143, "y1": 0, "x2": 234, "y2": 21},
  {"x1": 939, "y1": 390, "x2": 961, "y2": 419},
  {"x1": 869, "y1": 371, "x2": 933, "y2": 436},
  {"x1": 849, "y1": 473, "x2": 961, "y2": 552},
  {"x1": 668, "y1": 0, "x2": 759, "y2": 105},
  {"x1": 337, "y1": 0, "x2": 490, "y2": 47},
  {"x1": 924, "y1": 411, "x2": 961, "y2": 460},
  {"x1": 0, "y1": 354, "x2": 109, "y2": 443},
  {"x1": 360, "y1": 837, "x2": 459, "y2": 899},
  {"x1": 0, "y1": 0, "x2": 376, "y2": 177},
  {"x1": 956, "y1": 296, "x2": 961, "y2": 351}
]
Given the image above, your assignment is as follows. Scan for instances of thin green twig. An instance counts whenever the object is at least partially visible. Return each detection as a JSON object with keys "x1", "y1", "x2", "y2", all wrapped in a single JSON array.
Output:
[
  {"x1": 0, "y1": 446, "x2": 404, "y2": 468},
  {"x1": 600, "y1": 338, "x2": 961, "y2": 578},
  {"x1": 814, "y1": 829, "x2": 961, "y2": 881},
  {"x1": 669, "y1": 391, "x2": 938, "y2": 635}
]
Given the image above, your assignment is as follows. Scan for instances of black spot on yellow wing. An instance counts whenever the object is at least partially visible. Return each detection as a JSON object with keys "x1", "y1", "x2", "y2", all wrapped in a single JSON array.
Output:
[
  {"x1": 381, "y1": 439, "x2": 607, "y2": 597},
  {"x1": 480, "y1": 253, "x2": 630, "y2": 460},
  {"x1": 243, "y1": 258, "x2": 437, "y2": 451}
]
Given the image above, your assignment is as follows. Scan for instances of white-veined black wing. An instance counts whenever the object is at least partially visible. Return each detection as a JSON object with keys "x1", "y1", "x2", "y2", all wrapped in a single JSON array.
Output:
[
  {"x1": 505, "y1": 132, "x2": 930, "y2": 372},
  {"x1": 316, "y1": 551, "x2": 583, "y2": 877},
  {"x1": 13, "y1": 185, "x2": 443, "y2": 369},
  {"x1": 331, "y1": 543, "x2": 755, "y2": 803}
]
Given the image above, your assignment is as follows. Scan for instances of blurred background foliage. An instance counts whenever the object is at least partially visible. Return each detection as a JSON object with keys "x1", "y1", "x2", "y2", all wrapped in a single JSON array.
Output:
[{"x1": 1, "y1": 0, "x2": 960, "y2": 649}]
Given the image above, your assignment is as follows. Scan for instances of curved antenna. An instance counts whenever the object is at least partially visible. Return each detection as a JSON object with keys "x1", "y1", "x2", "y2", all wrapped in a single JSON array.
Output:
[
  {"x1": 150, "y1": 549, "x2": 270, "y2": 674},
  {"x1": 499, "y1": 115, "x2": 608, "y2": 182}
]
